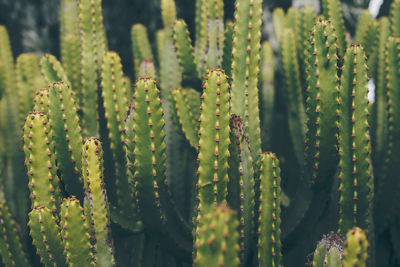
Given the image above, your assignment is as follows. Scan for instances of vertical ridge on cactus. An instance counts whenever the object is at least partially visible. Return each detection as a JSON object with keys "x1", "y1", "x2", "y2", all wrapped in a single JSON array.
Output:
[{"x1": 82, "y1": 138, "x2": 115, "y2": 267}]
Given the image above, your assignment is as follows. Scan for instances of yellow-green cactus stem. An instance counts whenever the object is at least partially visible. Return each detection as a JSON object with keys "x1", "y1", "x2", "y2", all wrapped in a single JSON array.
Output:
[
  {"x1": 23, "y1": 112, "x2": 61, "y2": 212},
  {"x1": 60, "y1": 0, "x2": 82, "y2": 102},
  {"x1": 272, "y1": 8, "x2": 285, "y2": 43},
  {"x1": 227, "y1": 115, "x2": 255, "y2": 264},
  {"x1": 342, "y1": 227, "x2": 368, "y2": 267},
  {"x1": 390, "y1": 0, "x2": 400, "y2": 36},
  {"x1": 28, "y1": 206, "x2": 67, "y2": 267},
  {"x1": 173, "y1": 20, "x2": 199, "y2": 83},
  {"x1": 100, "y1": 51, "x2": 138, "y2": 229},
  {"x1": 285, "y1": 7, "x2": 300, "y2": 47},
  {"x1": 231, "y1": 0, "x2": 251, "y2": 118},
  {"x1": 326, "y1": 247, "x2": 341, "y2": 267},
  {"x1": 204, "y1": 0, "x2": 224, "y2": 70},
  {"x1": 196, "y1": 69, "x2": 230, "y2": 209},
  {"x1": 82, "y1": 138, "x2": 115, "y2": 267},
  {"x1": 260, "y1": 42, "x2": 275, "y2": 149},
  {"x1": 161, "y1": 0, "x2": 177, "y2": 29},
  {"x1": 131, "y1": 24, "x2": 154, "y2": 78},
  {"x1": 354, "y1": 11, "x2": 378, "y2": 77},
  {"x1": 15, "y1": 53, "x2": 43, "y2": 127},
  {"x1": 125, "y1": 77, "x2": 191, "y2": 256},
  {"x1": 78, "y1": 0, "x2": 107, "y2": 137},
  {"x1": 298, "y1": 6, "x2": 316, "y2": 94},
  {"x1": 322, "y1": 0, "x2": 347, "y2": 58},
  {"x1": 280, "y1": 28, "x2": 306, "y2": 166},
  {"x1": 312, "y1": 243, "x2": 327, "y2": 267},
  {"x1": 138, "y1": 60, "x2": 156, "y2": 78},
  {"x1": 0, "y1": 25, "x2": 14, "y2": 98},
  {"x1": 0, "y1": 202, "x2": 29, "y2": 267},
  {"x1": 256, "y1": 152, "x2": 282, "y2": 267},
  {"x1": 40, "y1": 54, "x2": 71, "y2": 88},
  {"x1": 193, "y1": 205, "x2": 240, "y2": 267},
  {"x1": 170, "y1": 88, "x2": 200, "y2": 150},
  {"x1": 338, "y1": 45, "x2": 374, "y2": 235},
  {"x1": 60, "y1": 197, "x2": 95, "y2": 266},
  {"x1": 33, "y1": 88, "x2": 50, "y2": 114},
  {"x1": 48, "y1": 82, "x2": 83, "y2": 198},
  {"x1": 245, "y1": 0, "x2": 262, "y2": 162}
]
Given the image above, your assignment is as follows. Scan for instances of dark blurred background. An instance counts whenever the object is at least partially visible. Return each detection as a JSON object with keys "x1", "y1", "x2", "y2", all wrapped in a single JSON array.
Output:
[{"x1": 0, "y1": 0, "x2": 390, "y2": 78}]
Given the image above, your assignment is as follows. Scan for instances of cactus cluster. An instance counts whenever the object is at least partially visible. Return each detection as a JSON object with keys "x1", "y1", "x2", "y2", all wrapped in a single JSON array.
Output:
[{"x1": 0, "y1": 0, "x2": 399, "y2": 266}]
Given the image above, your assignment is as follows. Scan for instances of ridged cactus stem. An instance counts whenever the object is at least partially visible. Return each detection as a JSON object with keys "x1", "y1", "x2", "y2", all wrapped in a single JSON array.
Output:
[
  {"x1": 322, "y1": 0, "x2": 347, "y2": 58},
  {"x1": 60, "y1": 197, "x2": 95, "y2": 266},
  {"x1": 0, "y1": 202, "x2": 29, "y2": 267},
  {"x1": 228, "y1": 114, "x2": 255, "y2": 265},
  {"x1": 131, "y1": 24, "x2": 154, "y2": 79},
  {"x1": 60, "y1": 0, "x2": 82, "y2": 102},
  {"x1": 23, "y1": 112, "x2": 61, "y2": 212},
  {"x1": 231, "y1": 0, "x2": 251, "y2": 118},
  {"x1": 125, "y1": 77, "x2": 191, "y2": 258},
  {"x1": 40, "y1": 54, "x2": 71, "y2": 88},
  {"x1": 82, "y1": 138, "x2": 115, "y2": 267},
  {"x1": 48, "y1": 81, "x2": 83, "y2": 198},
  {"x1": 338, "y1": 45, "x2": 374, "y2": 235},
  {"x1": 193, "y1": 205, "x2": 240, "y2": 267},
  {"x1": 100, "y1": 51, "x2": 138, "y2": 225},
  {"x1": 245, "y1": 0, "x2": 262, "y2": 162},
  {"x1": 342, "y1": 227, "x2": 368, "y2": 267},
  {"x1": 78, "y1": 0, "x2": 107, "y2": 136},
  {"x1": 256, "y1": 152, "x2": 282, "y2": 267},
  {"x1": 28, "y1": 207, "x2": 67, "y2": 267}
]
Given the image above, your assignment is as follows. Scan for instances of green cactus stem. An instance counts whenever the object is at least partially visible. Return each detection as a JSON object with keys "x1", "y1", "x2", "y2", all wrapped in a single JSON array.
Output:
[
  {"x1": 0, "y1": 202, "x2": 29, "y2": 267},
  {"x1": 193, "y1": 205, "x2": 240, "y2": 267},
  {"x1": 283, "y1": 18, "x2": 339, "y2": 239},
  {"x1": 23, "y1": 111, "x2": 61, "y2": 212},
  {"x1": 82, "y1": 138, "x2": 115, "y2": 267},
  {"x1": 0, "y1": 25, "x2": 14, "y2": 98},
  {"x1": 245, "y1": 0, "x2": 262, "y2": 162},
  {"x1": 196, "y1": 69, "x2": 230, "y2": 208},
  {"x1": 342, "y1": 227, "x2": 368, "y2": 267},
  {"x1": 170, "y1": 88, "x2": 200, "y2": 150},
  {"x1": 256, "y1": 152, "x2": 282, "y2": 267},
  {"x1": 322, "y1": 0, "x2": 347, "y2": 58},
  {"x1": 390, "y1": 0, "x2": 400, "y2": 37},
  {"x1": 312, "y1": 243, "x2": 327, "y2": 267},
  {"x1": 16, "y1": 53, "x2": 43, "y2": 127},
  {"x1": 100, "y1": 51, "x2": 138, "y2": 226},
  {"x1": 222, "y1": 21, "x2": 233, "y2": 78},
  {"x1": 280, "y1": 27, "x2": 306, "y2": 166},
  {"x1": 131, "y1": 24, "x2": 154, "y2": 78},
  {"x1": 60, "y1": 0, "x2": 82, "y2": 102},
  {"x1": 40, "y1": 54, "x2": 71, "y2": 88},
  {"x1": 138, "y1": 60, "x2": 156, "y2": 78},
  {"x1": 173, "y1": 20, "x2": 199, "y2": 83},
  {"x1": 338, "y1": 44, "x2": 374, "y2": 235},
  {"x1": 372, "y1": 17, "x2": 390, "y2": 164},
  {"x1": 48, "y1": 81, "x2": 83, "y2": 198},
  {"x1": 28, "y1": 206, "x2": 67, "y2": 267},
  {"x1": 272, "y1": 8, "x2": 285, "y2": 43},
  {"x1": 227, "y1": 114, "x2": 255, "y2": 265},
  {"x1": 376, "y1": 37, "x2": 400, "y2": 230},
  {"x1": 33, "y1": 88, "x2": 50, "y2": 114},
  {"x1": 78, "y1": 0, "x2": 107, "y2": 137},
  {"x1": 125, "y1": 76, "x2": 191, "y2": 257},
  {"x1": 60, "y1": 197, "x2": 95, "y2": 266},
  {"x1": 260, "y1": 42, "x2": 275, "y2": 150}
]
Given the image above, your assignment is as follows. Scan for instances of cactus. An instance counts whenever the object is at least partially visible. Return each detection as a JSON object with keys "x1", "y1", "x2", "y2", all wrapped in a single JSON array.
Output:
[
  {"x1": 60, "y1": 197, "x2": 95, "y2": 266},
  {"x1": 342, "y1": 227, "x2": 368, "y2": 267},
  {"x1": 1, "y1": 0, "x2": 400, "y2": 266},
  {"x1": 28, "y1": 206, "x2": 66, "y2": 267}
]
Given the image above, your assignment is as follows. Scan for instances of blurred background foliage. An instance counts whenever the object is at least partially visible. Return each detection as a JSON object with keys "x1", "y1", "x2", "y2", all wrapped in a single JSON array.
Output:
[{"x1": 0, "y1": 0, "x2": 391, "y2": 79}]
